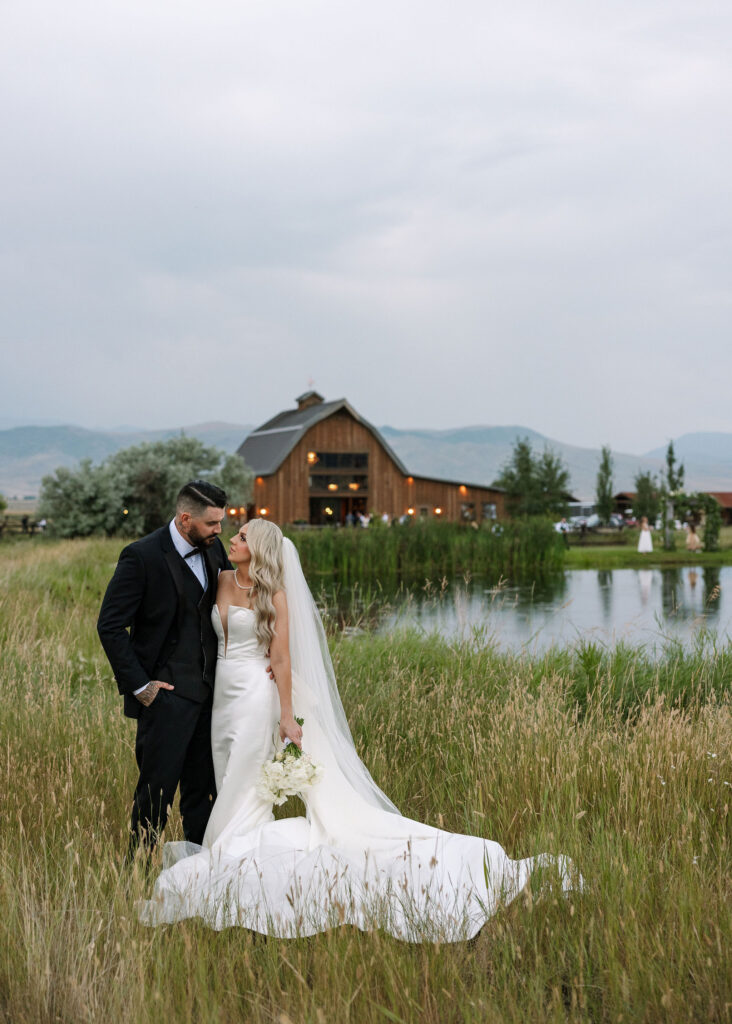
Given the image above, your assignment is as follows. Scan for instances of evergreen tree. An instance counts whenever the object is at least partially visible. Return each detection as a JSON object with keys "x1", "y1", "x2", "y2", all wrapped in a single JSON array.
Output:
[
  {"x1": 632, "y1": 470, "x2": 660, "y2": 524},
  {"x1": 494, "y1": 439, "x2": 570, "y2": 518},
  {"x1": 661, "y1": 440, "x2": 685, "y2": 550},
  {"x1": 595, "y1": 445, "x2": 614, "y2": 524},
  {"x1": 665, "y1": 440, "x2": 685, "y2": 493}
]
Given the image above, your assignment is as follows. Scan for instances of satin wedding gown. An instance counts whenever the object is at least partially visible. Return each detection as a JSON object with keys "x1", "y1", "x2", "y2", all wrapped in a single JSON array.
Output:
[{"x1": 139, "y1": 602, "x2": 575, "y2": 941}]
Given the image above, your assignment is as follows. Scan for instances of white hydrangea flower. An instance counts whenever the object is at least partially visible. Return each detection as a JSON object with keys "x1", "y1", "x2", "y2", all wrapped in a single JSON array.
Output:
[{"x1": 256, "y1": 725, "x2": 324, "y2": 805}]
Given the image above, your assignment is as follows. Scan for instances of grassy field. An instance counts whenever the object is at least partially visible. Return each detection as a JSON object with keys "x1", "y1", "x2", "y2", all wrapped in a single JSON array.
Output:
[
  {"x1": 1, "y1": 538, "x2": 730, "y2": 1023},
  {"x1": 565, "y1": 526, "x2": 732, "y2": 569}
]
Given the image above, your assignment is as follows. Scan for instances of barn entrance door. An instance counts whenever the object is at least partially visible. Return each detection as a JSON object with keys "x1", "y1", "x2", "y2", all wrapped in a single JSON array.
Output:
[
  {"x1": 309, "y1": 496, "x2": 368, "y2": 525},
  {"x1": 343, "y1": 496, "x2": 367, "y2": 524},
  {"x1": 309, "y1": 497, "x2": 341, "y2": 525}
]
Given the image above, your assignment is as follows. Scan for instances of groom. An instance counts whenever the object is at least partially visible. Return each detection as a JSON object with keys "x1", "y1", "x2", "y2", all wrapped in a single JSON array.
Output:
[{"x1": 97, "y1": 480, "x2": 231, "y2": 856}]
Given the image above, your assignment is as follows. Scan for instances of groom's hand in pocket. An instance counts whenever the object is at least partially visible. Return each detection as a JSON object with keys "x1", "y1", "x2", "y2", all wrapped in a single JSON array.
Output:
[{"x1": 136, "y1": 680, "x2": 174, "y2": 706}]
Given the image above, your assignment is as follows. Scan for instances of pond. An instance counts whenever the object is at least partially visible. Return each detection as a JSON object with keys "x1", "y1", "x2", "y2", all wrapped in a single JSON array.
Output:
[{"x1": 327, "y1": 566, "x2": 731, "y2": 652}]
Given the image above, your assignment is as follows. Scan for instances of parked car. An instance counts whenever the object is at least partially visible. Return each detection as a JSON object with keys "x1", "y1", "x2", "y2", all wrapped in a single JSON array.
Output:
[
  {"x1": 569, "y1": 513, "x2": 600, "y2": 531},
  {"x1": 654, "y1": 517, "x2": 683, "y2": 530}
]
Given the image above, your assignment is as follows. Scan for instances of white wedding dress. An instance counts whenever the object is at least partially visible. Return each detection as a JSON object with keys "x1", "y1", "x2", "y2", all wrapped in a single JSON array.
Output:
[
  {"x1": 139, "y1": 548, "x2": 577, "y2": 942},
  {"x1": 139, "y1": 610, "x2": 577, "y2": 937}
]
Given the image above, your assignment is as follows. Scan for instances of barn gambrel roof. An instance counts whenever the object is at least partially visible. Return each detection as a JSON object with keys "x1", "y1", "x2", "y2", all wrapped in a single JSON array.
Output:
[{"x1": 237, "y1": 397, "x2": 410, "y2": 477}]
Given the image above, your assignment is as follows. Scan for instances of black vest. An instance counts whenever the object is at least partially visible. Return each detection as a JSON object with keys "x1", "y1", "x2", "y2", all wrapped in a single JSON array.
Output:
[{"x1": 158, "y1": 559, "x2": 218, "y2": 702}]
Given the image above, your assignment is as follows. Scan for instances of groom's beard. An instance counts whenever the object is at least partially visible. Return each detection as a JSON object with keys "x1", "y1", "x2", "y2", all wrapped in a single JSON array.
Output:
[{"x1": 187, "y1": 525, "x2": 219, "y2": 548}]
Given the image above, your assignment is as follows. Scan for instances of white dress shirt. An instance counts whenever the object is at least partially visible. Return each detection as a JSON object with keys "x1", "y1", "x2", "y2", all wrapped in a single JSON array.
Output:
[
  {"x1": 133, "y1": 520, "x2": 209, "y2": 696},
  {"x1": 168, "y1": 518, "x2": 209, "y2": 590}
]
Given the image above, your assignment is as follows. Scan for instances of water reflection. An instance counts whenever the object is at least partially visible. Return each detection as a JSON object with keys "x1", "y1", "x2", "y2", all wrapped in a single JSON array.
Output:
[
  {"x1": 661, "y1": 568, "x2": 682, "y2": 618},
  {"x1": 597, "y1": 570, "x2": 613, "y2": 622},
  {"x1": 703, "y1": 568, "x2": 722, "y2": 615},
  {"x1": 319, "y1": 567, "x2": 731, "y2": 652}
]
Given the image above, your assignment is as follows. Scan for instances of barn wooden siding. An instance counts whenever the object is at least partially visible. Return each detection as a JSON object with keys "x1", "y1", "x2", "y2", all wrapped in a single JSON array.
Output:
[{"x1": 250, "y1": 409, "x2": 505, "y2": 524}]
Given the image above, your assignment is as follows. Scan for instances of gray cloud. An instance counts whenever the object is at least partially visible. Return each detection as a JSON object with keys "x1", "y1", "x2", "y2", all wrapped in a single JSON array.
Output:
[{"x1": 1, "y1": 0, "x2": 731, "y2": 451}]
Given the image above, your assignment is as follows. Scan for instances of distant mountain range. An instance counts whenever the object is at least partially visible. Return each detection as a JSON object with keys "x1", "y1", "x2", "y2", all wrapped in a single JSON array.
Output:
[
  {"x1": 380, "y1": 426, "x2": 732, "y2": 498},
  {"x1": 381, "y1": 425, "x2": 658, "y2": 498},
  {"x1": 0, "y1": 423, "x2": 254, "y2": 498},
  {"x1": 1, "y1": 422, "x2": 730, "y2": 500}
]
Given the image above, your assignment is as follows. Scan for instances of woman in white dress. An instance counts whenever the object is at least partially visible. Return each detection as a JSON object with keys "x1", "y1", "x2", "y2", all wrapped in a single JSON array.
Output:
[
  {"x1": 637, "y1": 516, "x2": 653, "y2": 554},
  {"x1": 139, "y1": 520, "x2": 576, "y2": 941}
]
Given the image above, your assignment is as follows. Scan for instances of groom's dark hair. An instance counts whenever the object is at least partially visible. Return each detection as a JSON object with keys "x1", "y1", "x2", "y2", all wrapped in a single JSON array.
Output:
[{"x1": 176, "y1": 480, "x2": 228, "y2": 517}]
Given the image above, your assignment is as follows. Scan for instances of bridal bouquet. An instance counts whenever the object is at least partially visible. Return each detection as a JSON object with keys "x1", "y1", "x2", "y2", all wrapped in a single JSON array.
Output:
[{"x1": 256, "y1": 718, "x2": 324, "y2": 806}]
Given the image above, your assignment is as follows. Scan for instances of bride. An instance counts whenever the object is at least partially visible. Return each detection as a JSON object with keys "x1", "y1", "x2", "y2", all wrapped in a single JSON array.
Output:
[{"x1": 139, "y1": 519, "x2": 576, "y2": 941}]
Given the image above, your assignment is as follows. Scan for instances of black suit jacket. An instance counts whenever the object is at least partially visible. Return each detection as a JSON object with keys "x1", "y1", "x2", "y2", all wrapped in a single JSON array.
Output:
[{"x1": 97, "y1": 525, "x2": 232, "y2": 718}]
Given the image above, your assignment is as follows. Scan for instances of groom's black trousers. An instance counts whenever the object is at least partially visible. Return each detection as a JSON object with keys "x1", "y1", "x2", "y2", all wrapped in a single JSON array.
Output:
[{"x1": 129, "y1": 689, "x2": 216, "y2": 854}]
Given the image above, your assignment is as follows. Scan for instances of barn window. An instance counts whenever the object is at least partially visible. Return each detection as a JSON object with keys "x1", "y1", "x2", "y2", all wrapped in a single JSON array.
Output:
[
  {"x1": 307, "y1": 453, "x2": 369, "y2": 525},
  {"x1": 309, "y1": 474, "x2": 368, "y2": 494},
  {"x1": 315, "y1": 452, "x2": 368, "y2": 469},
  {"x1": 482, "y1": 502, "x2": 497, "y2": 520}
]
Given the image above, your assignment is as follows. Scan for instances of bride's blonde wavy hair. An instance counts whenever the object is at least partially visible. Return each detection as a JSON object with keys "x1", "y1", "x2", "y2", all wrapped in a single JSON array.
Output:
[{"x1": 245, "y1": 518, "x2": 284, "y2": 650}]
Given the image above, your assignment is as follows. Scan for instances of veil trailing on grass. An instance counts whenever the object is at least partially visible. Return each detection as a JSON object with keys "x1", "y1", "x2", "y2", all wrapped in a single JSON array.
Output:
[
  {"x1": 281, "y1": 537, "x2": 399, "y2": 815},
  {"x1": 139, "y1": 536, "x2": 579, "y2": 940}
]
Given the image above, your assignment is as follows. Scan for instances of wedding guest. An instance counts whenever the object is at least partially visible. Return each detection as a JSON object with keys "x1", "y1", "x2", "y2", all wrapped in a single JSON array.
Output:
[
  {"x1": 637, "y1": 516, "x2": 653, "y2": 554},
  {"x1": 685, "y1": 523, "x2": 703, "y2": 552}
]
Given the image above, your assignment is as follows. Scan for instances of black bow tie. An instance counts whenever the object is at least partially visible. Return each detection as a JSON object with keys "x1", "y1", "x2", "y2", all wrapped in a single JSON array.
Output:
[{"x1": 183, "y1": 548, "x2": 202, "y2": 559}]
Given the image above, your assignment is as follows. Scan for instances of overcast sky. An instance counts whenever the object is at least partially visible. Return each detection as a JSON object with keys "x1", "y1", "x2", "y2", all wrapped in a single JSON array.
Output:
[{"x1": 1, "y1": 0, "x2": 730, "y2": 453}]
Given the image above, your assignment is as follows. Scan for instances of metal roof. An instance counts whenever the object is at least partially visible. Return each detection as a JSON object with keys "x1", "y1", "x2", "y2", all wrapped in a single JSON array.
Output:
[{"x1": 237, "y1": 397, "x2": 410, "y2": 476}]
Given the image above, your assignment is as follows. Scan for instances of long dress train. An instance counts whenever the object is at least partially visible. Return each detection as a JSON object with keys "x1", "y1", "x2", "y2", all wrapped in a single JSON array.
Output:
[{"x1": 138, "y1": 604, "x2": 577, "y2": 941}]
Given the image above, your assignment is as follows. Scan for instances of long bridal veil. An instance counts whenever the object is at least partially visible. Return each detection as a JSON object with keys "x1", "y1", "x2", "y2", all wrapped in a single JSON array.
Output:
[
  {"x1": 281, "y1": 537, "x2": 399, "y2": 815},
  {"x1": 139, "y1": 534, "x2": 580, "y2": 939}
]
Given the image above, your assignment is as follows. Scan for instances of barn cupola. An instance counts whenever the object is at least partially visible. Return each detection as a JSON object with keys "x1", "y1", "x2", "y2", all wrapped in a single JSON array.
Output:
[{"x1": 296, "y1": 390, "x2": 325, "y2": 411}]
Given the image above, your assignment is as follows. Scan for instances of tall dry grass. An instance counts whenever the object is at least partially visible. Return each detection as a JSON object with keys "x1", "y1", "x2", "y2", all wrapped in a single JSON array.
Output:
[{"x1": 0, "y1": 538, "x2": 730, "y2": 1023}]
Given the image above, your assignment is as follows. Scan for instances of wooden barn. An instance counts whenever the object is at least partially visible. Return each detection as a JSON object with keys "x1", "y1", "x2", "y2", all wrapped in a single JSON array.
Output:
[{"x1": 237, "y1": 392, "x2": 506, "y2": 527}]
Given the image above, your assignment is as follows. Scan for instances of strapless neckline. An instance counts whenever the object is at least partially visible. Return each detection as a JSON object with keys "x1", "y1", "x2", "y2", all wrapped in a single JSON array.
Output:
[
  {"x1": 214, "y1": 604, "x2": 256, "y2": 658},
  {"x1": 214, "y1": 604, "x2": 254, "y2": 620}
]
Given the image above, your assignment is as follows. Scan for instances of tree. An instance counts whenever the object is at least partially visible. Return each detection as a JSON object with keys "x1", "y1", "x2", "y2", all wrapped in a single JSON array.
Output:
[
  {"x1": 674, "y1": 492, "x2": 722, "y2": 552},
  {"x1": 665, "y1": 440, "x2": 685, "y2": 493},
  {"x1": 661, "y1": 440, "x2": 685, "y2": 550},
  {"x1": 39, "y1": 436, "x2": 253, "y2": 537},
  {"x1": 535, "y1": 449, "x2": 571, "y2": 517},
  {"x1": 494, "y1": 438, "x2": 570, "y2": 518},
  {"x1": 111, "y1": 436, "x2": 227, "y2": 536},
  {"x1": 632, "y1": 470, "x2": 660, "y2": 525},
  {"x1": 0, "y1": 492, "x2": 7, "y2": 515},
  {"x1": 37, "y1": 460, "x2": 121, "y2": 537},
  {"x1": 494, "y1": 439, "x2": 538, "y2": 515},
  {"x1": 595, "y1": 445, "x2": 614, "y2": 525},
  {"x1": 212, "y1": 454, "x2": 253, "y2": 513}
]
